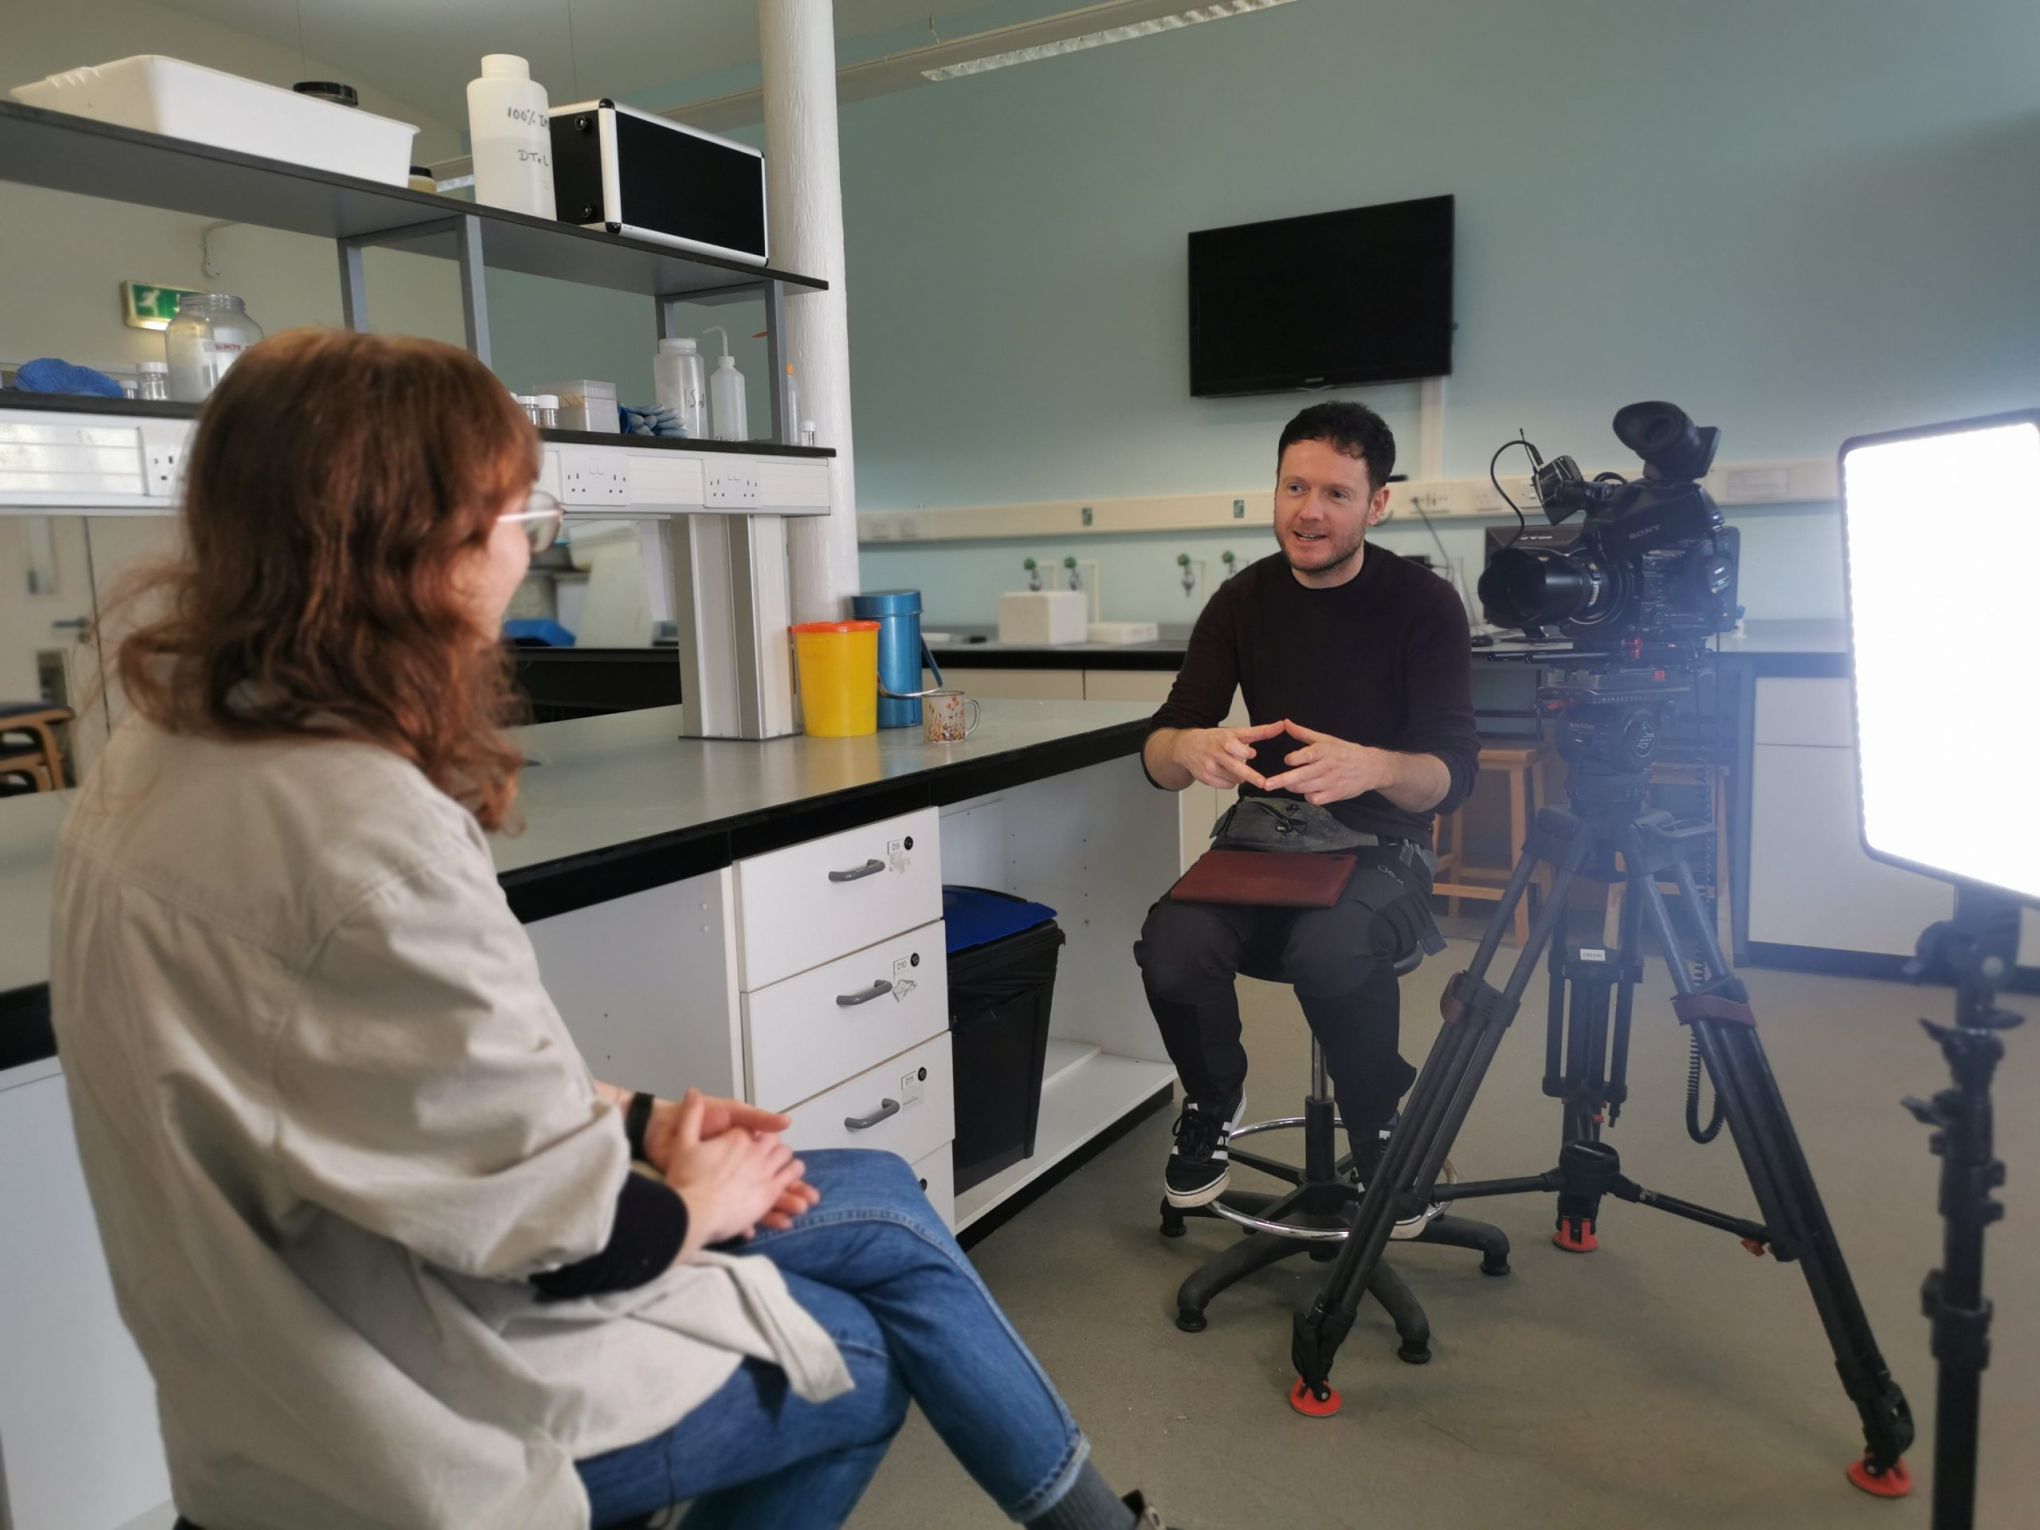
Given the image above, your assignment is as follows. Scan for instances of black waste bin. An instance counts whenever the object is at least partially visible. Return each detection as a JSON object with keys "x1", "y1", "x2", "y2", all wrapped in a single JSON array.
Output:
[{"x1": 945, "y1": 887, "x2": 1065, "y2": 1195}]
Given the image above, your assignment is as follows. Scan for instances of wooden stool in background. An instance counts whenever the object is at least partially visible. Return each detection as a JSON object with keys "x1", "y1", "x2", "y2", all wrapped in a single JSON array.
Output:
[
  {"x1": 1601, "y1": 759, "x2": 1732, "y2": 954},
  {"x1": 0, "y1": 704, "x2": 75, "y2": 792},
  {"x1": 1431, "y1": 741, "x2": 1552, "y2": 945}
]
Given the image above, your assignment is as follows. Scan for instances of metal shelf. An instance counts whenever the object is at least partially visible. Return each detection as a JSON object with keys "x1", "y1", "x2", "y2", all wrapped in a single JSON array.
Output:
[
  {"x1": 0, "y1": 393, "x2": 835, "y2": 461},
  {"x1": 0, "y1": 101, "x2": 826, "y2": 299}
]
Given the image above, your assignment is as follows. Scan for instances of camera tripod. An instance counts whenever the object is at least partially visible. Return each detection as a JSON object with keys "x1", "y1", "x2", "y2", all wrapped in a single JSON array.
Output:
[
  {"x1": 1288, "y1": 682, "x2": 1917, "y2": 1498},
  {"x1": 1903, "y1": 885, "x2": 2024, "y2": 1530}
]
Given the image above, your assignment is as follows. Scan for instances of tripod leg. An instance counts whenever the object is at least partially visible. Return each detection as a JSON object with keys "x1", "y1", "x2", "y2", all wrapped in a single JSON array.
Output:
[
  {"x1": 1553, "y1": 875, "x2": 1647, "y2": 1250},
  {"x1": 1293, "y1": 815, "x2": 1590, "y2": 1401},
  {"x1": 1632, "y1": 860, "x2": 1916, "y2": 1492}
]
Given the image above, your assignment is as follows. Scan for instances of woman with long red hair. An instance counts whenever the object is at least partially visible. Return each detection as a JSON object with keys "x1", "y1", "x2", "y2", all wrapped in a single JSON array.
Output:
[{"x1": 50, "y1": 330, "x2": 1171, "y2": 1530}]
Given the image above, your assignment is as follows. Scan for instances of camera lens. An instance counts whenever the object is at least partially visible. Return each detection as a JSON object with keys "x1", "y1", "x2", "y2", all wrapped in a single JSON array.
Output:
[{"x1": 1478, "y1": 545, "x2": 1620, "y2": 630}]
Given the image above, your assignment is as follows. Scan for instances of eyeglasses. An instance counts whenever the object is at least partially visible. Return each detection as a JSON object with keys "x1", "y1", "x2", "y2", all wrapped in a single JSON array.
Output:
[{"x1": 499, "y1": 490, "x2": 563, "y2": 555}]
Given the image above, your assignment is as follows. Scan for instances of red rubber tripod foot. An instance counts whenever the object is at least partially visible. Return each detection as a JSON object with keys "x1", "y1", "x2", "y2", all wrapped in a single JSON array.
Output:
[
  {"x1": 1845, "y1": 1457, "x2": 1913, "y2": 1499},
  {"x1": 1289, "y1": 1379, "x2": 1342, "y2": 1418},
  {"x1": 1553, "y1": 1217, "x2": 1598, "y2": 1253}
]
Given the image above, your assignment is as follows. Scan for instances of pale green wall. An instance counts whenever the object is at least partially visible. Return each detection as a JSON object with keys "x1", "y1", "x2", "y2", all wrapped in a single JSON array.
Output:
[
  {"x1": 839, "y1": 0, "x2": 2040, "y2": 509},
  {"x1": 838, "y1": 0, "x2": 2038, "y2": 623}
]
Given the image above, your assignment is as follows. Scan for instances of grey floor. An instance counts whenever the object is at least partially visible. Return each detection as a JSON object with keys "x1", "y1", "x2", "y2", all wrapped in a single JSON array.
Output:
[{"x1": 851, "y1": 940, "x2": 2037, "y2": 1530}]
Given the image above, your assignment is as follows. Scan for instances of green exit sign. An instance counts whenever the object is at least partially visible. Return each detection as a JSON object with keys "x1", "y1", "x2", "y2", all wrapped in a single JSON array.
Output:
[{"x1": 122, "y1": 280, "x2": 203, "y2": 331}]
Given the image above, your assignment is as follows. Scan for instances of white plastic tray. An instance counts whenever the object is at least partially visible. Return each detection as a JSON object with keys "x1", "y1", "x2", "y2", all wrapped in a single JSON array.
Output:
[{"x1": 11, "y1": 55, "x2": 418, "y2": 186}]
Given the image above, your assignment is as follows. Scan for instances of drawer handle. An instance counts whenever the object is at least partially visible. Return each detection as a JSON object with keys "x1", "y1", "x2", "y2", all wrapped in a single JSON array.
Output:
[
  {"x1": 844, "y1": 1098, "x2": 901, "y2": 1131},
  {"x1": 836, "y1": 980, "x2": 895, "y2": 1008},
  {"x1": 828, "y1": 859, "x2": 887, "y2": 884}
]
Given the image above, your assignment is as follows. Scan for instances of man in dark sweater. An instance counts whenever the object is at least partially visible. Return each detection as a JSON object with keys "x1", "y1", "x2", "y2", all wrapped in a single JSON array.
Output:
[{"x1": 1137, "y1": 401, "x2": 1479, "y2": 1208}]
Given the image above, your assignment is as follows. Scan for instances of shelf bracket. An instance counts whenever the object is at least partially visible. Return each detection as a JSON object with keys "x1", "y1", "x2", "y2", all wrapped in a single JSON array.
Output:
[
  {"x1": 452, "y1": 214, "x2": 493, "y2": 368},
  {"x1": 764, "y1": 278, "x2": 789, "y2": 447},
  {"x1": 334, "y1": 216, "x2": 493, "y2": 368},
  {"x1": 337, "y1": 238, "x2": 369, "y2": 333}
]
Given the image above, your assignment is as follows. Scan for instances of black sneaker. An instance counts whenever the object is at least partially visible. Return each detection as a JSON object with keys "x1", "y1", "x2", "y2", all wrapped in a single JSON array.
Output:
[
  {"x1": 1164, "y1": 1095, "x2": 1241, "y2": 1208},
  {"x1": 1347, "y1": 1109, "x2": 1396, "y2": 1189},
  {"x1": 1123, "y1": 1490, "x2": 1176, "y2": 1528},
  {"x1": 1347, "y1": 1114, "x2": 1452, "y2": 1241}
]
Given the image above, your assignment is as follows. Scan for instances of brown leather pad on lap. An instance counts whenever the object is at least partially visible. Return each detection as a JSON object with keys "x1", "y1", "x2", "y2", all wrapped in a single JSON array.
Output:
[{"x1": 1170, "y1": 849, "x2": 1358, "y2": 908}]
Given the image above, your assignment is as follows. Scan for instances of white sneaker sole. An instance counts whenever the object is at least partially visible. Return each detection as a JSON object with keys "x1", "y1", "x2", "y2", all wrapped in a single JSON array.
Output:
[{"x1": 1164, "y1": 1164, "x2": 1230, "y2": 1209}]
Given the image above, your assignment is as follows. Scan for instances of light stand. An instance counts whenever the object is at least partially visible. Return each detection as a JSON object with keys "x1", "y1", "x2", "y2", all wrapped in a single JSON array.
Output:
[
  {"x1": 1901, "y1": 885, "x2": 2024, "y2": 1530},
  {"x1": 1838, "y1": 409, "x2": 2040, "y2": 1522}
]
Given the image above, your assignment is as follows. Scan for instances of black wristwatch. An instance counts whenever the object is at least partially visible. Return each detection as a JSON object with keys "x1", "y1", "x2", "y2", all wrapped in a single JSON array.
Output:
[{"x1": 624, "y1": 1091, "x2": 656, "y2": 1163}]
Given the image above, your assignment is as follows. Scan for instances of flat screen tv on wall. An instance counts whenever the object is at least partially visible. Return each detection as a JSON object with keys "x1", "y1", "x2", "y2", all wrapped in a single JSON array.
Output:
[{"x1": 1188, "y1": 193, "x2": 1454, "y2": 396}]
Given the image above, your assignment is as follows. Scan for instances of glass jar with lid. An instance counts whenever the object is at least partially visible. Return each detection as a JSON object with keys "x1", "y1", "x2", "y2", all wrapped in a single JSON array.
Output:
[{"x1": 164, "y1": 293, "x2": 265, "y2": 402}]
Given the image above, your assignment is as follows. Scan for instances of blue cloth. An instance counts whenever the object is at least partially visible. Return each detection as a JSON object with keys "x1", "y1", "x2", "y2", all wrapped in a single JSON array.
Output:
[
  {"x1": 576, "y1": 1150, "x2": 1087, "y2": 1529},
  {"x1": 943, "y1": 886, "x2": 1057, "y2": 955},
  {"x1": 15, "y1": 358, "x2": 124, "y2": 398},
  {"x1": 621, "y1": 404, "x2": 688, "y2": 438}
]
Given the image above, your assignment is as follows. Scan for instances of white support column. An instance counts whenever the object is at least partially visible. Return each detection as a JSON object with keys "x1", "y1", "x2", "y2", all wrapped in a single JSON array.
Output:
[{"x1": 761, "y1": 0, "x2": 860, "y2": 623}]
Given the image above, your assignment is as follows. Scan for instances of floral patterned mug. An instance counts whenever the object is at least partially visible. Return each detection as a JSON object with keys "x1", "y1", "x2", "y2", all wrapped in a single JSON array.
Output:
[{"x1": 922, "y1": 688, "x2": 981, "y2": 743}]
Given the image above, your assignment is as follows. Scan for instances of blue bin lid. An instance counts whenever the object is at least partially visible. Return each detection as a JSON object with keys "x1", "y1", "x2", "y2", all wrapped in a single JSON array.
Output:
[
  {"x1": 503, "y1": 618, "x2": 576, "y2": 647},
  {"x1": 943, "y1": 886, "x2": 1056, "y2": 954},
  {"x1": 851, "y1": 589, "x2": 922, "y2": 616}
]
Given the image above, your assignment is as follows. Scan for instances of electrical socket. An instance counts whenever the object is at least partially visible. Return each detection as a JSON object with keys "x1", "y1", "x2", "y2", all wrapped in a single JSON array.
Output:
[
  {"x1": 140, "y1": 420, "x2": 190, "y2": 499},
  {"x1": 558, "y1": 448, "x2": 630, "y2": 505}
]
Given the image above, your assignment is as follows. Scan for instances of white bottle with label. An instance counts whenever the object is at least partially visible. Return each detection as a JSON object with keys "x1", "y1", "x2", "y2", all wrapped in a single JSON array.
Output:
[
  {"x1": 702, "y1": 326, "x2": 747, "y2": 442},
  {"x1": 466, "y1": 54, "x2": 554, "y2": 218},
  {"x1": 654, "y1": 338, "x2": 708, "y2": 439}
]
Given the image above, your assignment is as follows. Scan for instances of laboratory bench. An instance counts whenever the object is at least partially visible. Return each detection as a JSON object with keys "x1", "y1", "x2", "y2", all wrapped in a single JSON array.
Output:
[
  {"x1": 0, "y1": 698, "x2": 1180, "y2": 1530},
  {"x1": 931, "y1": 619, "x2": 2031, "y2": 981}
]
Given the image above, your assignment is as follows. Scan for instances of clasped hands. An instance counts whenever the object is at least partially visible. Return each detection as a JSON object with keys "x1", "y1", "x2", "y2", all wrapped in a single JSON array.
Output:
[
  {"x1": 642, "y1": 1089, "x2": 821, "y2": 1252},
  {"x1": 1172, "y1": 717, "x2": 1395, "y2": 807}
]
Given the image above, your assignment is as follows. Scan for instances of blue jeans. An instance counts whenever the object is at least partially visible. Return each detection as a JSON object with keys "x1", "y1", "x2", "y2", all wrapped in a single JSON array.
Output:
[{"x1": 577, "y1": 1150, "x2": 1088, "y2": 1529}]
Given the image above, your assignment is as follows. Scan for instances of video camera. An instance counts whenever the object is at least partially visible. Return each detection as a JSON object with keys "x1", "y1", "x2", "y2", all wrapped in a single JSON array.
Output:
[{"x1": 1477, "y1": 402, "x2": 1743, "y2": 646}]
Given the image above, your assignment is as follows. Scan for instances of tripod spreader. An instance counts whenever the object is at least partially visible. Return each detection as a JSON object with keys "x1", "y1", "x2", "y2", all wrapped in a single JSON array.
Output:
[{"x1": 1433, "y1": 1139, "x2": 1773, "y2": 1250}]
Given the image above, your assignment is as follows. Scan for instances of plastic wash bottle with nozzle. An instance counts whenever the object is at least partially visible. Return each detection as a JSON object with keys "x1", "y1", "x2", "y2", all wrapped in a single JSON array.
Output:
[{"x1": 702, "y1": 326, "x2": 747, "y2": 442}]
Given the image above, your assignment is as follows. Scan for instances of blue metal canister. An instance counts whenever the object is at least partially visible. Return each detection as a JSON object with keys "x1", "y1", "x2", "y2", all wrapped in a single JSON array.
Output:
[{"x1": 851, "y1": 589, "x2": 944, "y2": 729}]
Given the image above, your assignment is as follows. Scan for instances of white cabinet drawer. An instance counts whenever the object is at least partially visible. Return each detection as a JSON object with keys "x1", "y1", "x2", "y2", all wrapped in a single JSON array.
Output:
[
  {"x1": 1753, "y1": 677, "x2": 1855, "y2": 748},
  {"x1": 736, "y1": 808, "x2": 941, "y2": 987},
  {"x1": 1747, "y1": 742, "x2": 1950, "y2": 954},
  {"x1": 746, "y1": 921, "x2": 950, "y2": 1112},
  {"x1": 910, "y1": 1143, "x2": 956, "y2": 1231},
  {"x1": 784, "y1": 1031, "x2": 955, "y2": 1165}
]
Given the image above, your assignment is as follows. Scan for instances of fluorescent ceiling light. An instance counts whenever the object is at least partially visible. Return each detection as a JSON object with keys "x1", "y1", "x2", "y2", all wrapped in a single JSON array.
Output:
[{"x1": 922, "y1": 0, "x2": 1294, "y2": 81}]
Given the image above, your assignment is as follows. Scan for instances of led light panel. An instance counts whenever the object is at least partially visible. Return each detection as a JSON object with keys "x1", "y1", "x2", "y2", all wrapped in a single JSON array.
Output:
[{"x1": 1839, "y1": 412, "x2": 2040, "y2": 900}]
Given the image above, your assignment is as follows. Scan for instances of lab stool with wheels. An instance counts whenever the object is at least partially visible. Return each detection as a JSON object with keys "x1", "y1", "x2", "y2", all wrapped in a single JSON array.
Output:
[{"x1": 1159, "y1": 950, "x2": 1511, "y2": 1362}]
